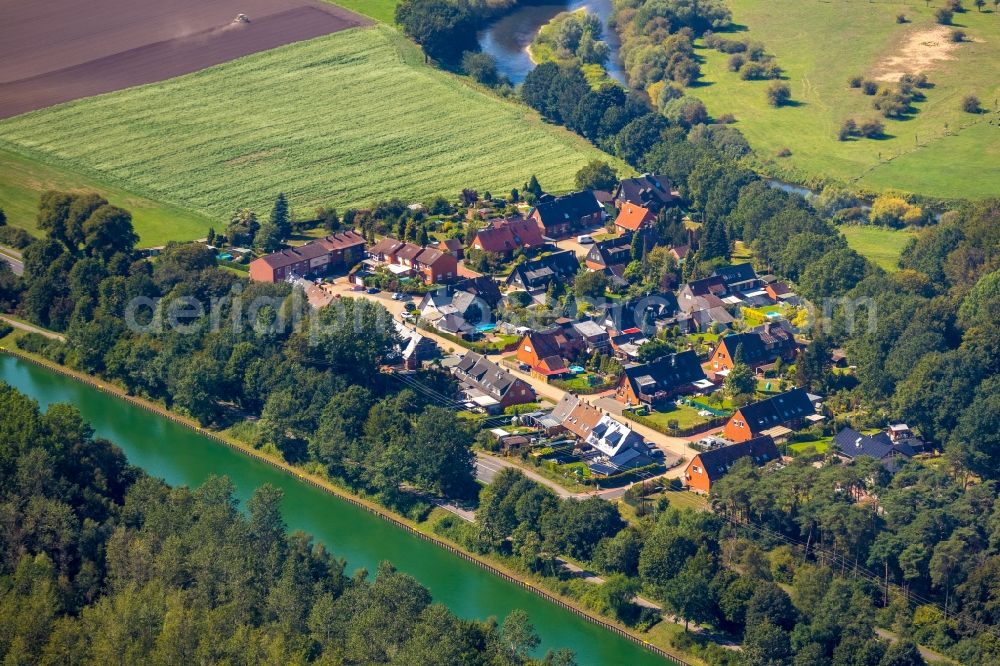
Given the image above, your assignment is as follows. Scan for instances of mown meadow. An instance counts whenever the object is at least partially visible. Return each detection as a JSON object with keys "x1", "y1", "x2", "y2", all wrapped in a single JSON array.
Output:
[
  {"x1": 0, "y1": 26, "x2": 624, "y2": 239},
  {"x1": 693, "y1": 0, "x2": 1000, "y2": 200}
]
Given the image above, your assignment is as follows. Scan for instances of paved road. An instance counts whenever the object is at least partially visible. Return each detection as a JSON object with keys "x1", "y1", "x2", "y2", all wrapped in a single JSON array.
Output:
[
  {"x1": 476, "y1": 452, "x2": 585, "y2": 499},
  {"x1": 0, "y1": 246, "x2": 24, "y2": 276},
  {"x1": 0, "y1": 315, "x2": 65, "y2": 341}
]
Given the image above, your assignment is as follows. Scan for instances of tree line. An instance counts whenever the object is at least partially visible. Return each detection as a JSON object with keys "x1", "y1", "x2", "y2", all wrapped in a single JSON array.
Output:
[{"x1": 0, "y1": 384, "x2": 572, "y2": 665}]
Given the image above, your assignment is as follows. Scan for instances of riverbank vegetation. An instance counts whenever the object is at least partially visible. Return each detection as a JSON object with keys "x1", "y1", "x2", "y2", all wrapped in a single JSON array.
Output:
[
  {"x1": 530, "y1": 10, "x2": 612, "y2": 88},
  {"x1": 0, "y1": 383, "x2": 569, "y2": 664}
]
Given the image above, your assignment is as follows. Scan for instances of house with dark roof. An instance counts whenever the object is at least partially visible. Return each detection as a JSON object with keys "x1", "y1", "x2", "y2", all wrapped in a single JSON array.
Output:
[
  {"x1": 612, "y1": 174, "x2": 677, "y2": 212},
  {"x1": 470, "y1": 217, "x2": 546, "y2": 257},
  {"x1": 452, "y1": 352, "x2": 536, "y2": 410},
  {"x1": 684, "y1": 436, "x2": 779, "y2": 493},
  {"x1": 832, "y1": 427, "x2": 920, "y2": 471},
  {"x1": 528, "y1": 191, "x2": 604, "y2": 238},
  {"x1": 712, "y1": 263, "x2": 760, "y2": 293},
  {"x1": 504, "y1": 250, "x2": 580, "y2": 292},
  {"x1": 616, "y1": 350, "x2": 707, "y2": 406},
  {"x1": 709, "y1": 325, "x2": 797, "y2": 376},
  {"x1": 450, "y1": 276, "x2": 503, "y2": 310},
  {"x1": 723, "y1": 388, "x2": 816, "y2": 442},
  {"x1": 585, "y1": 236, "x2": 632, "y2": 273},
  {"x1": 515, "y1": 320, "x2": 588, "y2": 378},
  {"x1": 614, "y1": 204, "x2": 656, "y2": 234},
  {"x1": 249, "y1": 231, "x2": 366, "y2": 282},
  {"x1": 679, "y1": 276, "x2": 728, "y2": 307}
]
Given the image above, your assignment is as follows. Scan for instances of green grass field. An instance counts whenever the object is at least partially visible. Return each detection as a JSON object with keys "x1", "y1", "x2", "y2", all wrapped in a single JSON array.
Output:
[
  {"x1": 693, "y1": 0, "x2": 1000, "y2": 199},
  {"x1": 0, "y1": 26, "x2": 624, "y2": 242},
  {"x1": 838, "y1": 224, "x2": 917, "y2": 272},
  {"x1": 0, "y1": 148, "x2": 213, "y2": 247},
  {"x1": 327, "y1": 0, "x2": 398, "y2": 23}
]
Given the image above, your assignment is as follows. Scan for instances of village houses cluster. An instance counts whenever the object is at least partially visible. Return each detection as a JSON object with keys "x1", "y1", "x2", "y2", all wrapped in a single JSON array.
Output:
[{"x1": 245, "y1": 174, "x2": 924, "y2": 489}]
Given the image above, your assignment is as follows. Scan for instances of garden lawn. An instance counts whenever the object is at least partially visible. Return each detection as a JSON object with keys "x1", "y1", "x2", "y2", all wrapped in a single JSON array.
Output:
[
  {"x1": 693, "y1": 0, "x2": 1000, "y2": 199},
  {"x1": 838, "y1": 224, "x2": 917, "y2": 272},
  {"x1": 0, "y1": 26, "x2": 625, "y2": 235},
  {"x1": 642, "y1": 404, "x2": 713, "y2": 431},
  {"x1": 0, "y1": 147, "x2": 213, "y2": 247}
]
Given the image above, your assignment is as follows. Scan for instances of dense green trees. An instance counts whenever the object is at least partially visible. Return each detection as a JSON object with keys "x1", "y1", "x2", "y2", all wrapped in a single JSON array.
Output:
[
  {"x1": 0, "y1": 388, "x2": 554, "y2": 664},
  {"x1": 395, "y1": 0, "x2": 479, "y2": 63}
]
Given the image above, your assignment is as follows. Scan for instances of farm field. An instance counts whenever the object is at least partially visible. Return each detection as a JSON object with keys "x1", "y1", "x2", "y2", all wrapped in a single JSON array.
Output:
[
  {"x1": 837, "y1": 224, "x2": 917, "y2": 272},
  {"x1": 0, "y1": 26, "x2": 624, "y2": 234},
  {"x1": 693, "y1": 0, "x2": 1000, "y2": 200},
  {"x1": 0, "y1": 148, "x2": 213, "y2": 247},
  {"x1": 0, "y1": 0, "x2": 367, "y2": 118}
]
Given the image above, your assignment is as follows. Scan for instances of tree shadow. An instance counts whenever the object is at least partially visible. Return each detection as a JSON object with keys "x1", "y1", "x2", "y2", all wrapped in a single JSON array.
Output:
[
  {"x1": 782, "y1": 99, "x2": 807, "y2": 108},
  {"x1": 689, "y1": 79, "x2": 716, "y2": 89},
  {"x1": 718, "y1": 22, "x2": 749, "y2": 33}
]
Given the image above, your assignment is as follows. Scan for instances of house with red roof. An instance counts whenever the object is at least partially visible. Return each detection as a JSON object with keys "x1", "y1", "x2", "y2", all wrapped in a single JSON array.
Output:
[
  {"x1": 470, "y1": 216, "x2": 546, "y2": 258},
  {"x1": 614, "y1": 204, "x2": 656, "y2": 234}
]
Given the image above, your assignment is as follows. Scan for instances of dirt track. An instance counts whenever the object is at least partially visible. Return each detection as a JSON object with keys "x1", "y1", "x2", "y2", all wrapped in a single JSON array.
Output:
[{"x1": 0, "y1": 0, "x2": 368, "y2": 118}]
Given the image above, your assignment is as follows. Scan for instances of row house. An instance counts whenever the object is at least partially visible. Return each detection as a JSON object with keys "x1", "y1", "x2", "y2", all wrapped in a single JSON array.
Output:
[
  {"x1": 504, "y1": 250, "x2": 580, "y2": 292},
  {"x1": 515, "y1": 319, "x2": 588, "y2": 378},
  {"x1": 452, "y1": 352, "x2": 536, "y2": 411},
  {"x1": 367, "y1": 237, "x2": 459, "y2": 284},
  {"x1": 249, "y1": 230, "x2": 366, "y2": 283},
  {"x1": 708, "y1": 324, "x2": 797, "y2": 376}
]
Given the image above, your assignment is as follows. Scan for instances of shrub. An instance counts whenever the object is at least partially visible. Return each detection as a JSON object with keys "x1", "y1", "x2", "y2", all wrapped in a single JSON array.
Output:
[
  {"x1": 951, "y1": 29, "x2": 966, "y2": 43},
  {"x1": 838, "y1": 118, "x2": 858, "y2": 141},
  {"x1": 740, "y1": 61, "x2": 766, "y2": 80},
  {"x1": 766, "y1": 82, "x2": 792, "y2": 107},
  {"x1": 936, "y1": 8, "x2": 953, "y2": 24},
  {"x1": 776, "y1": 147, "x2": 792, "y2": 157},
  {"x1": 728, "y1": 54, "x2": 746, "y2": 72},
  {"x1": 870, "y1": 195, "x2": 924, "y2": 227},
  {"x1": 716, "y1": 113, "x2": 736, "y2": 124},
  {"x1": 0, "y1": 322, "x2": 11, "y2": 339},
  {"x1": 848, "y1": 75, "x2": 863, "y2": 88},
  {"x1": 946, "y1": 0, "x2": 964, "y2": 11},
  {"x1": 914, "y1": 72, "x2": 931, "y2": 89},
  {"x1": 861, "y1": 80, "x2": 878, "y2": 95},
  {"x1": 962, "y1": 95, "x2": 981, "y2": 113},
  {"x1": 859, "y1": 118, "x2": 885, "y2": 138},
  {"x1": 896, "y1": 13, "x2": 907, "y2": 23}
]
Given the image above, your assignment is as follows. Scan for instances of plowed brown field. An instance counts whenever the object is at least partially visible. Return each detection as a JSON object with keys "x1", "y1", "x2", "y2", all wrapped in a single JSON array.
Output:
[{"x1": 0, "y1": 0, "x2": 368, "y2": 118}]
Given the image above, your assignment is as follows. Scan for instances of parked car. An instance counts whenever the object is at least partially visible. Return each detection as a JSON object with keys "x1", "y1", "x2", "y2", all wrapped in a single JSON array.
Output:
[
  {"x1": 350, "y1": 284, "x2": 365, "y2": 292},
  {"x1": 518, "y1": 363, "x2": 531, "y2": 372},
  {"x1": 392, "y1": 292, "x2": 404, "y2": 300},
  {"x1": 366, "y1": 287, "x2": 380, "y2": 294},
  {"x1": 577, "y1": 234, "x2": 594, "y2": 244}
]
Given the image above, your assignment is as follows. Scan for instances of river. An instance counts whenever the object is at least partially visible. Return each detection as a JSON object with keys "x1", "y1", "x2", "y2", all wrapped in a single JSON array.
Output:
[
  {"x1": 478, "y1": 0, "x2": 625, "y2": 85},
  {"x1": 0, "y1": 353, "x2": 672, "y2": 665}
]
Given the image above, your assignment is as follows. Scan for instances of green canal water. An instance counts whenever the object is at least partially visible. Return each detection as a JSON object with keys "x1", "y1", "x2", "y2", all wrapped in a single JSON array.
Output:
[{"x1": 0, "y1": 354, "x2": 671, "y2": 665}]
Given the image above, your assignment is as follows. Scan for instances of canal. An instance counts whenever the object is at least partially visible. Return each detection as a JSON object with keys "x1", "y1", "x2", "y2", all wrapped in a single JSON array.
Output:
[
  {"x1": 0, "y1": 353, "x2": 672, "y2": 665},
  {"x1": 478, "y1": 0, "x2": 625, "y2": 85}
]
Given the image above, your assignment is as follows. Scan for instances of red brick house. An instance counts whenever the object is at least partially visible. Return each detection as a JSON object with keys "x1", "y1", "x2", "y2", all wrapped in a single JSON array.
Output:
[
  {"x1": 515, "y1": 321, "x2": 587, "y2": 378},
  {"x1": 470, "y1": 217, "x2": 545, "y2": 257},
  {"x1": 249, "y1": 230, "x2": 366, "y2": 283},
  {"x1": 684, "y1": 436, "x2": 779, "y2": 493},
  {"x1": 366, "y1": 237, "x2": 458, "y2": 284},
  {"x1": 723, "y1": 388, "x2": 815, "y2": 442},
  {"x1": 615, "y1": 350, "x2": 707, "y2": 406},
  {"x1": 529, "y1": 191, "x2": 604, "y2": 239},
  {"x1": 708, "y1": 326, "x2": 796, "y2": 375},
  {"x1": 452, "y1": 352, "x2": 536, "y2": 409}
]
